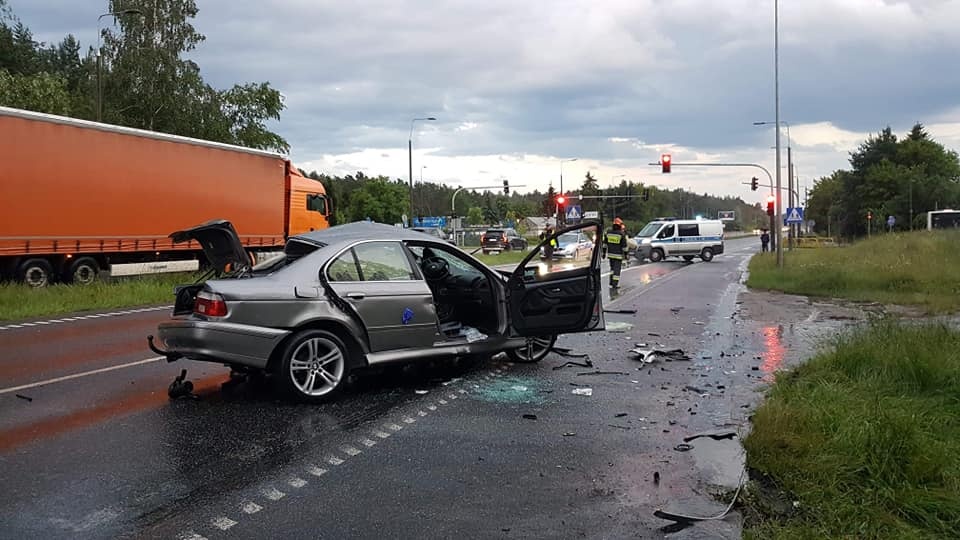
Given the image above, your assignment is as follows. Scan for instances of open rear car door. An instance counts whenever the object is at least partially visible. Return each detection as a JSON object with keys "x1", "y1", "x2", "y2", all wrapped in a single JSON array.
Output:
[{"x1": 505, "y1": 220, "x2": 605, "y2": 336}]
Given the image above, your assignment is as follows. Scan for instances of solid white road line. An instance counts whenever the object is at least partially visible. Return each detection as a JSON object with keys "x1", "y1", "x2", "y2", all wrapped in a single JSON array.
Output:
[
  {"x1": 0, "y1": 306, "x2": 172, "y2": 332},
  {"x1": 0, "y1": 356, "x2": 164, "y2": 395}
]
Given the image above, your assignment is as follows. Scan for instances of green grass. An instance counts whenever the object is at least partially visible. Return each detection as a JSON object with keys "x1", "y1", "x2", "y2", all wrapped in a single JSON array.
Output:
[
  {"x1": 743, "y1": 320, "x2": 960, "y2": 539},
  {"x1": 0, "y1": 273, "x2": 198, "y2": 322},
  {"x1": 747, "y1": 230, "x2": 960, "y2": 313},
  {"x1": 469, "y1": 248, "x2": 533, "y2": 267}
]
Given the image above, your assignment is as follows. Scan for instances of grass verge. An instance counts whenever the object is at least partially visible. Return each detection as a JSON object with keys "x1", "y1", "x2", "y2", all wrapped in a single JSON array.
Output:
[
  {"x1": 0, "y1": 272, "x2": 197, "y2": 322},
  {"x1": 743, "y1": 320, "x2": 960, "y2": 539},
  {"x1": 747, "y1": 230, "x2": 960, "y2": 313},
  {"x1": 470, "y1": 248, "x2": 533, "y2": 267}
]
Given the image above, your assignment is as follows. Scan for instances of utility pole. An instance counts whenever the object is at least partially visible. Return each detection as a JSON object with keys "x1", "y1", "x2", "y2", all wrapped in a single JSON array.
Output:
[{"x1": 407, "y1": 117, "x2": 436, "y2": 226}]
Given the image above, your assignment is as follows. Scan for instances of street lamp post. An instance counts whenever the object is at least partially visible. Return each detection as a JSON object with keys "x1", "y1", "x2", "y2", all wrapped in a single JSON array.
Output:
[
  {"x1": 609, "y1": 174, "x2": 626, "y2": 219},
  {"x1": 96, "y1": 9, "x2": 142, "y2": 123},
  {"x1": 408, "y1": 117, "x2": 436, "y2": 225},
  {"x1": 754, "y1": 119, "x2": 793, "y2": 248},
  {"x1": 558, "y1": 158, "x2": 577, "y2": 226},
  {"x1": 773, "y1": 0, "x2": 783, "y2": 267}
]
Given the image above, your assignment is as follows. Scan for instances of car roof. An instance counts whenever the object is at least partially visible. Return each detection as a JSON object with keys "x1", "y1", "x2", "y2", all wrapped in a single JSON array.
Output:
[{"x1": 293, "y1": 222, "x2": 439, "y2": 246}]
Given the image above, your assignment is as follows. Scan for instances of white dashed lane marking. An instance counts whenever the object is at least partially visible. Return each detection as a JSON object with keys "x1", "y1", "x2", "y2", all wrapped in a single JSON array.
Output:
[
  {"x1": 387, "y1": 423, "x2": 403, "y2": 431},
  {"x1": 288, "y1": 477, "x2": 308, "y2": 488},
  {"x1": 342, "y1": 446, "x2": 362, "y2": 456},
  {"x1": 211, "y1": 517, "x2": 237, "y2": 531},
  {"x1": 307, "y1": 465, "x2": 328, "y2": 477},
  {"x1": 241, "y1": 501, "x2": 262, "y2": 514},
  {"x1": 177, "y1": 532, "x2": 207, "y2": 540},
  {"x1": 0, "y1": 305, "x2": 171, "y2": 332},
  {"x1": 327, "y1": 456, "x2": 345, "y2": 466},
  {"x1": 374, "y1": 430, "x2": 391, "y2": 439},
  {"x1": 261, "y1": 487, "x2": 286, "y2": 501},
  {"x1": 361, "y1": 438, "x2": 377, "y2": 447},
  {"x1": 438, "y1": 399, "x2": 448, "y2": 405}
]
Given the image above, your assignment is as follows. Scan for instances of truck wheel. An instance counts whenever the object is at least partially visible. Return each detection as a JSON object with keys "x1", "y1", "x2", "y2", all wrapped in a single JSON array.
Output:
[
  {"x1": 649, "y1": 249, "x2": 664, "y2": 263},
  {"x1": 700, "y1": 248, "x2": 714, "y2": 262},
  {"x1": 66, "y1": 257, "x2": 100, "y2": 285},
  {"x1": 18, "y1": 258, "x2": 54, "y2": 287}
]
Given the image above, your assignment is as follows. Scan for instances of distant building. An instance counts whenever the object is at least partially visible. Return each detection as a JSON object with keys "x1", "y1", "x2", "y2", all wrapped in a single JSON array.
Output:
[{"x1": 521, "y1": 216, "x2": 554, "y2": 236}]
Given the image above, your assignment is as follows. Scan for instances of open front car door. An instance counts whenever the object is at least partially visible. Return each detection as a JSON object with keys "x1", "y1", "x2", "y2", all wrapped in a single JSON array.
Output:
[{"x1": 506, "y1": 220, "x2": 605, "y2": 336}]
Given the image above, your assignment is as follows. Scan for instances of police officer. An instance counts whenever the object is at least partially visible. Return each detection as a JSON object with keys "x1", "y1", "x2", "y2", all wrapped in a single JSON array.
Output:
[
  {"x1": 603, "y1": 218, "x2": 627, "y2": 289},
  {"x1": 540, "y1": 225, "x2": 557, "y2": 259}
]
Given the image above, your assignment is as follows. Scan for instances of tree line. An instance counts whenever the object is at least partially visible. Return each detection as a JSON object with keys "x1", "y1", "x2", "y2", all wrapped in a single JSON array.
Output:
[
  {"x1": 0, "y1": 0, "x2": 287, "y2": 152},
  {"x1": 805, "y1": 124, "x2": 960, "y2": 237},
  {"x1": 306, "y1": 169, "x2": 769, "y2": 234}
]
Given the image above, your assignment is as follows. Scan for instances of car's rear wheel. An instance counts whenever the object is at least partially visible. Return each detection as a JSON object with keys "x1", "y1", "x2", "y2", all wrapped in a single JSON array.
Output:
[
  {"x1": 649, "y1": 249, "x2": 664, "y2": 263},
  {"x1": 700, "y1": 247, "x2": 714, "y2": 262},
  {"x1": 276, "y1": 329, "x2": 350, "y2": 402},
  {"x1": 507, "y1": 335, "x2": 557, "y2": 363}
]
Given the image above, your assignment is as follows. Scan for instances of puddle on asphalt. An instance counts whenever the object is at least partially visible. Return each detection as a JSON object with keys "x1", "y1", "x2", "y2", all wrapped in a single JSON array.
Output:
[{"x1": 688, "y1": 436, "x2": 745, "y2": 491}]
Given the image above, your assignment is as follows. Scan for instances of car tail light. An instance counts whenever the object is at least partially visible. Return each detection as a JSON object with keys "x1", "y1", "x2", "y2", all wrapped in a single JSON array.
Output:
[{"x1": 194, "y1": 290, "x2": 227, "y2": 317}]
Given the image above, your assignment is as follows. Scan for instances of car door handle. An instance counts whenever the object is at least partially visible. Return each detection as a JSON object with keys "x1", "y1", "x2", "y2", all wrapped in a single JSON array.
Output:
[{"x1": 346, "y1": 292, "x2": 366, "y2": 300}]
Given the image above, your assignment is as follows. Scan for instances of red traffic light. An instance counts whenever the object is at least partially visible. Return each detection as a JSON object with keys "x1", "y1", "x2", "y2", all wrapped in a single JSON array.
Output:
[
  {"x1": 661, "y1": 154, "x2": 672, "y2": 174},
  {"x1": 867, "y1": 211, "x2": 873, "y2": 220},
  {"x1": 556, "y1": 195, "x2": 566, "y2": 205},
  {"x1": 766, "y1": 195, "x2": 775, "y2": 216}
]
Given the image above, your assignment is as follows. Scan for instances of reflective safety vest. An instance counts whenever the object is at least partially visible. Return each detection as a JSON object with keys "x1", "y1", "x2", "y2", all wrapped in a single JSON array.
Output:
[{"x1": 604, "y1": 229, "x2": 626, "y2": 259}]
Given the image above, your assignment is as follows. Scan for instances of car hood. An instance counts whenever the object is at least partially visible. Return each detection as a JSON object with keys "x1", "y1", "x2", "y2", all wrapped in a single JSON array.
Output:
[{"x1": 170, "y1": 219, "x2": 250, "y2": 274}]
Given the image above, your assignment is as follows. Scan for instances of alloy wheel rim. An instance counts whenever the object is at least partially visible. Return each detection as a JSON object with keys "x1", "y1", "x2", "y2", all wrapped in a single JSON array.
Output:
[
  {"x1": 289, "y1": 337, "x2": 345, "y2": 396},
  {"x1": 520, "y1": 336, "x2": 554, "y2": 361}
]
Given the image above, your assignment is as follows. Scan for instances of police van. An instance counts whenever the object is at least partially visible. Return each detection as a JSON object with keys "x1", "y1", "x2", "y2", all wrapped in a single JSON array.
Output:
[{"x1": 634, "y1": 218, "x2": 725, "y2": 263}]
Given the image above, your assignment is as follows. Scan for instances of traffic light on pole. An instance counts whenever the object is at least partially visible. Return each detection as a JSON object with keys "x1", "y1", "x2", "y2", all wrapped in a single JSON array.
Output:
[
  {"x1": 503, "y1": 179, "x2": 509, "y2": 195},
  {"x1": 751, "y1": 177, "x2": 758, "y2": 191},
  {"x1": 642, "y1": 188, "x2": 650, "y2": 201},
  {"x1": 661, "y1": 154, "x2": 671, "y2": 173},
  {"x1": 867, "y1": 211, "x2": 873, "y2": 221},
  {"x1": 556, "y1": 195, "x2": 566, "y2": 206},
  {"x1": 766, "y1": 195, "x2": 775, "y2": 216}
]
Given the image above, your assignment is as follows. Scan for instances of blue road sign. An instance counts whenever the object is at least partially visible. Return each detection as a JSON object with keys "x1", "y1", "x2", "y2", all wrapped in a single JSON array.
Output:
[
  {"x1": 565, "y1": 205, "x2": 583, "y2": 221},
  {"x1": 784, "y1": 207, "x2": 804, "y2": 225},
  {"x1": 413, "y1": 216, "x2": 446, "y2": 228}
]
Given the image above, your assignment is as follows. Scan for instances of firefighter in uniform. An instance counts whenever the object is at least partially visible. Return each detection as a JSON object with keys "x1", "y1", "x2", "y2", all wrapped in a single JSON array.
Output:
[{"x1": 603, "y1": 218, "x2": 627, "y2": 289}]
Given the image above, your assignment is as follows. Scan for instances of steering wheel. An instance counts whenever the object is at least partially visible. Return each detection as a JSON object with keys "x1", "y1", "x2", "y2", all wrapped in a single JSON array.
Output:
[{"x1": 421, "y1": 256, "x2": 450, "y2": 281}]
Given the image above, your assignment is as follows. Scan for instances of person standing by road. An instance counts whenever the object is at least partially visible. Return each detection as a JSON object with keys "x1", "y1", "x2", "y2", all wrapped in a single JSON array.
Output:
[
  {"x1": 760, "y1": 229, "x2": 770, "y2": 252},
  {"x1": 540, "y1": 225, "x2": 557, "y2": 260},
  {"x1": 604, "y1": 218, "x2": 627, "y2": 290}
]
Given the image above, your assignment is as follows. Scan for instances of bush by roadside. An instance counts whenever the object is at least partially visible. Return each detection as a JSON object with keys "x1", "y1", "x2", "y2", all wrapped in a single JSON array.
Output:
[
  {"x1": 747, "y1": 230, "x2": 960, "y2": 314},
  {"x1": 742, "y1": 320, "x2": 960, "y2": 538}
]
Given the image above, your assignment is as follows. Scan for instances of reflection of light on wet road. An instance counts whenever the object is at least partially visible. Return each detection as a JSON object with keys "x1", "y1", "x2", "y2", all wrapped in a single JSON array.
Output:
[{"x1": 761, "y1": 325, "x2": 786, "y2": 381}]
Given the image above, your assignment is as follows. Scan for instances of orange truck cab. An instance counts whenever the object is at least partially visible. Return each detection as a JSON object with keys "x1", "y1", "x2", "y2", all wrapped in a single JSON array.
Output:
[{"x1": 0, "y1": 106, "x2": 331, "y2": 286}]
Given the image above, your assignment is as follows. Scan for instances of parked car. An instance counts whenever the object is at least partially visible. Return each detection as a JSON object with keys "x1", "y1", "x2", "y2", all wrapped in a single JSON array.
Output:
[
  {"x1": 481, "y1": 228, "x2": 528, "y2": 254},
  {"x1": 412, "y1": 227, "x2": 455, "y2": 244},
  {"x1": 552, "y1": 231, "x2": 594, "y2": 260},
  {"x1": 149, "y1": 220, "x2": 604, "y2": 402}
]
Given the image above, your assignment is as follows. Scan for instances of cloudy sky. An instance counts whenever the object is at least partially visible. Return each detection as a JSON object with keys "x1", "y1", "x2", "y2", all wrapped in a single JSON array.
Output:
[{"x1": 11, "y1": 0, "x2": 960, "y2": 207}]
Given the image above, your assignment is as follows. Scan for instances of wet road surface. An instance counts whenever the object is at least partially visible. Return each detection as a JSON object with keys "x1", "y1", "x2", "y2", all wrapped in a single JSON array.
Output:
[{"x1": 0, "y1": 238, "x2": 780, "y2": 539}]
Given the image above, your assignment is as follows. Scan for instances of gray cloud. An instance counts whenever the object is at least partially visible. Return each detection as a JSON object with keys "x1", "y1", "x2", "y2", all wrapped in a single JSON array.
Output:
[{"x1": 9, "y1": 0, "x2": 960, "y2": 196}]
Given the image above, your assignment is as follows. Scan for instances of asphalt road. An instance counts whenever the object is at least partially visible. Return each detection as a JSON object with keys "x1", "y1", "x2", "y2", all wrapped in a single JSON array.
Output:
[{"x1": 0, "y1": 237, "x2": 776, "y2": 539}]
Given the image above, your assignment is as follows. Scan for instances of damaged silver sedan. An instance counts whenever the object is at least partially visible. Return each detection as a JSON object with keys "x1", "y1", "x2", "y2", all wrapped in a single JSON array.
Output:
[{"x1": 149, "y1": 220, "x2": 604, "y2": 402}]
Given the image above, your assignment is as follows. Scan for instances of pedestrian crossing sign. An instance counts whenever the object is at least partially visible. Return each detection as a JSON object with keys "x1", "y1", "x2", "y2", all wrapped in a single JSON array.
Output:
[
  {"x1": 785, "y1": 207, "x2": 804, "y2": 224},
  {"x1": 566, "y1": 205, "x2": 582, "y2": 221}
]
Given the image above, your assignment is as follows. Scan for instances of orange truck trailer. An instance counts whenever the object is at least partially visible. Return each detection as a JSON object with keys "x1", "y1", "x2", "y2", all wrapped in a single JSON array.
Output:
[{"x1": 0, "y1": 106, "x2": 331, "y2": 286}]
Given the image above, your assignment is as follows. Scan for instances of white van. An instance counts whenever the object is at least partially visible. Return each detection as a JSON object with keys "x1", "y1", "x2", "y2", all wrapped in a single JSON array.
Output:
[{"x1": 634, "y1": 219, "x2": 724, "y2": 263}]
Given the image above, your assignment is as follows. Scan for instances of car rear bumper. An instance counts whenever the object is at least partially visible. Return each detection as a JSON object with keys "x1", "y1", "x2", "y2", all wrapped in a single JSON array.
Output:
[{"x1": 155, "y1": 319, "x2": 290, "y2": 369}]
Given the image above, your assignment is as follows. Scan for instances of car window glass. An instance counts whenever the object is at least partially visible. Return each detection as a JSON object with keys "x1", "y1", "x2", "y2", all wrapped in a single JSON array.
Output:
[
  {"x1": 306, "y1": 194, "x2": 327, "y2": 213},
  {"x1": 523, "y1": 223, "x2": 600, "y2": 279},
  {"x1": 353, "y1": 242, "x2": 416, "y2": 281},
  {"x1": 658, "y1": 224, "x2": 675, "y2": 238},
  {"x1": 328, "y1": 251, "x2": 360, "y2": 281},
  {"x1": 409, "y1": 245, "x2": 479, "y2": 275},
  {"x1": 637, "y1": 222, "x2": 661, "y2": 237},
  {"x1": 678, "y1": 224, "x2": 699, "y2": 237}
]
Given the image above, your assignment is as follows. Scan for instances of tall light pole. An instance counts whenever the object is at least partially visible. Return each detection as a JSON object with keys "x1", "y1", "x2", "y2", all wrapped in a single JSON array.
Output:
[
  {"x1": 609, "y1": 173, "x2": 626, "y2": 218},
  {"x1": 96, "y1": 9, "x2": 142, "y2": 123},
  {"x1": 558, "y1": 158, "x2": 578, "y2": 226},
  {"x1": 754, "y1": 120, "x2": 793, "y2": 248},
  {"x1": 408, "y1": 116, "x2": 436, "y2": 225},
  {"x1": 773, "y1": 0, "x2": 783, "y2": 267}
]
